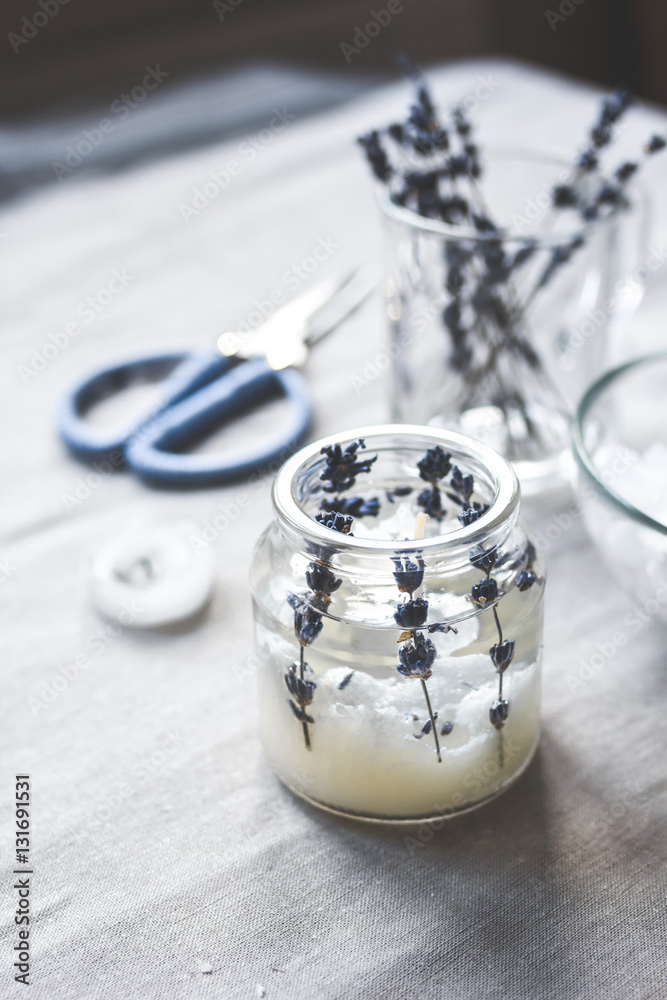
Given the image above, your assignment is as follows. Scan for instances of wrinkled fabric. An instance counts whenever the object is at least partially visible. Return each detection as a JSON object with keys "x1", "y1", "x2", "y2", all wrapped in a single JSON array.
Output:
[{"x1": 1, "y1": 60, "x2": 666, "y2": 1000}]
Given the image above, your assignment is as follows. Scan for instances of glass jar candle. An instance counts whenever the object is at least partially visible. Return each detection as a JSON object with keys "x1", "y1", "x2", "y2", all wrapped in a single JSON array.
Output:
[{"x1": 251, "y1": 425, "x2": 545, "y2": 822}]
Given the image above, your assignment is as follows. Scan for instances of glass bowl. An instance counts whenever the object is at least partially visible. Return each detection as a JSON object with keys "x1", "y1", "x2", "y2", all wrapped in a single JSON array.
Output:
[{"x1": 572, "y1": 352, "x2": 667, "y2": 622}]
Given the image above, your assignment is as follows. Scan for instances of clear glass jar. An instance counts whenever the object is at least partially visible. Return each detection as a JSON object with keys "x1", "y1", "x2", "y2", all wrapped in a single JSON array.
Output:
[
  {"x1": 380, "y1": 152, "x2": 646, "y2": 495},
  {"x1": 251, "y1": 425, "x2": 545, "y2": 823}
]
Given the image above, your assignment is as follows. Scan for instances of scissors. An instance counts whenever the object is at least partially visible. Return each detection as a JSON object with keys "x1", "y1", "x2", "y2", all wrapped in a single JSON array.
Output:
[{"x1": 58, "y1": 270, "x2": 373, "y2": 489}]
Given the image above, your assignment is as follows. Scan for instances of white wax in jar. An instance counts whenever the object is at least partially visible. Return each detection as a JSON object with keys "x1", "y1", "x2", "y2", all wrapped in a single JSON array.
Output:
[{"x1": 259, "y1": 610, "x2": 541, "y2": 820}]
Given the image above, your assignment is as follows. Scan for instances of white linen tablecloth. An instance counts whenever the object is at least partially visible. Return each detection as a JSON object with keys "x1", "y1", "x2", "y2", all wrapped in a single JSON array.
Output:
[{"x1": 1, "y1": 59, "x2": 666, "y2": 1000}]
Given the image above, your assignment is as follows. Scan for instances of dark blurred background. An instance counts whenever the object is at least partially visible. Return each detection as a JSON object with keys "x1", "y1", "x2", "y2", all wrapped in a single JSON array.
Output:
[
  {"x1": 1, "y1": 0, "x2": 665, "y2": 118},
  {"x1": 0, "y1": 0, "x2": 664, "y2": 202}
]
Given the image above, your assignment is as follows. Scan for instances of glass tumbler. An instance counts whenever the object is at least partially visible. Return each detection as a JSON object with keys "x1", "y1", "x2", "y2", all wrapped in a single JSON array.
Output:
[{"x1": 380, "y1": 152, "x2": 646, "y2": 494}]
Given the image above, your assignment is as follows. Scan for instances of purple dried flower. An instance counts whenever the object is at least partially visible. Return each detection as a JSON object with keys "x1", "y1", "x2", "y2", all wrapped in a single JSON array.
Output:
[
  {"x1": 516, "y1": 569, "x2": 536, "y2": 592},
  {"x1": 315, "y1": 510, "x2": 354, "y2": 534},
  {"x1": 358, "y1": 131, "x2": 392, "y2": 182},
  {"x1": 417, "y1": 446, "x2": 452, "y2": 483},
  {"x1": 319, "y1": 438, "x2": 377, "y2": 494},
  {"x1": 646, "y1": 135, "x2": 666, "y2": 154},
  {"x1": 489, "y1": 698, "x2": 509, "y2": 730},
  {"x1": 469, "y1": 546, "x2": 497, "y2": 572},
  {"x1": 616, "y1": 162, "x2": 638, "y2": 183},
  {"x1": 321, "y1": 495, "x2": 380, "y2": 518},
  {"x1": 417, "y1": 487, "x2": 445, "y2": 520},
  {"x1": 450, "y1": 465, "x2": 474, "y2": 502},
  {"x1": 392, "y1": 554, "x2": 425, "y2": 594},
  {"x1": 471, "y1": 578, "x2": 498, "y2": 606},
  {"x1": 553, "y1": 184, "x2": 578, "y2": 208},
  {"x1": 287, "y1": 593, "x2": 324, "y2": 646},
  {"x1": 397, "y1": 635, "x2": 437, "y2": 680},
  {"x1": 285, "y1": 663, "x2": 316, "y2": 705},
  {"x1": 394, "y1": 597, "x2": 429, "y2": 629},
  {"x1": 459, "y1": 507, "x2": 484, "y2": 527},
  {"x1": 305, "y1": 562, "x2": 341, "y2": 596},
  {"x1": 489, "y1": 640, "x2": 515, "y2": 673}
]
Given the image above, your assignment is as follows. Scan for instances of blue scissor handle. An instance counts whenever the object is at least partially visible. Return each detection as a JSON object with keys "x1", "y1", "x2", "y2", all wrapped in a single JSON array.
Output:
[
  {"x1": 58, "y1": 350, "x2": 312, "y2": 488},
  {"x1": 58, "y1": 351, "x2": 229, "y2": 464}
]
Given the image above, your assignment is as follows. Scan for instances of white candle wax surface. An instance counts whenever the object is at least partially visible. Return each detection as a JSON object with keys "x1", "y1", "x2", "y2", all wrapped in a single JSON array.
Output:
[
  {"x1": 256, "y1": 589, "x2": 542, "y2": 821},
  {"x1": 259, "y1": 644, "x2": 540, "y2": 821}
]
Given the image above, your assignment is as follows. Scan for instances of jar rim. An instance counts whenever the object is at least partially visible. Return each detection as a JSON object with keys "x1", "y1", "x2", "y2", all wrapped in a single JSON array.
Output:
[
  {"x1": 375, "y1": 147, "x2": 626, "y2": 245},
  {"x1": 272, "y1": 424, "x2": 520, "y2": 555}
]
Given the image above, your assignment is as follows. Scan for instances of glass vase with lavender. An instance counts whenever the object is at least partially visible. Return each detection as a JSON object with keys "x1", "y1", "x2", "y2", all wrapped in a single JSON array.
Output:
[
  {"x1": 251, "y1": 426, "x2": 544, "y2": 823},
  {"x1": 359, "y1": 73, "x2": 662, "y2": 494}
]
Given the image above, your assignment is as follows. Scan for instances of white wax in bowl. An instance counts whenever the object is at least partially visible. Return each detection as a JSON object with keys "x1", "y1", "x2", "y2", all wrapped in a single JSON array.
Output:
[{"x1": 583, "y1": 442, "x2": 667, "y2": 621}]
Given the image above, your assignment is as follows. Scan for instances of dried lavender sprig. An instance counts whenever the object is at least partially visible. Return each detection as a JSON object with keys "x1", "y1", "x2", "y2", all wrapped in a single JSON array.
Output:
[
  {"x1": 285, "y1": 654, "x2": 315, "y2": 749},
  {"x1": 454, "y1": 467, "x2": 515, "y2": 760},
  {"x1": 466, "y1": 529, "x2": 539, "y2": 765},
  {"x1": 285, "y1": 441, "x2": 379, "y2": 749},
  {"x1": 396, "y1": 622, "x2": 442, "y2": 761},
  {"x1": 416, "y1": 447, "x2": 489, "y2": 524},
  {"x1": 435, "y1": 134, "x2": 567, "y2": 450},
  {"x1": 359, "y1": 82, "x2": 480, "y2": 221},
  {"x1": 394, "y1": 490, "x2": 442, "y2": 760},
  {"x1": 553, "y1": 132, "x2": 663, "y2": 225},
  {"x1": 319, "y1": 438, "x2": 377, "y2": 494},
  {"x1": 358, "y1": 72, "x2": 665, "y2": 449},
  {"x1": 320, "y1": 495, "x2": 380, "y2": 519},
  {"x1": 393, "y1": 447, "x2": 478, "y2": 760}
]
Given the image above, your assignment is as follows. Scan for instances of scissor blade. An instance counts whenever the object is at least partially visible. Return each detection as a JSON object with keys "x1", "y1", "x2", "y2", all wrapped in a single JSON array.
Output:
[
  {"x1": 217, "y1": 271, "x2": 358, "y2": 364},
  {"x1": 303, "y1": 268, "x2": 378, "y2": 350}
]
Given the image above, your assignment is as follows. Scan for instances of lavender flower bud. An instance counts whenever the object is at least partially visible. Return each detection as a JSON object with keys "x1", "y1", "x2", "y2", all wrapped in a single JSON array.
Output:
[
  {"x1": 394, "y1": 597, "x2": 429, "y2": 628},
  {"x1": 397, "y1": 635, "x2": 437, "y2": 680},
  {"x1": 287, "y1": 593, "x2": 324, "y2": 646},
  {"x1": 417, "y1": 446, "x2": 452, "y2": 483},
  {"x1": 616, "y1": 162, "x2": 638, "y2": 183},
  {"x1": 516, "y1": 569, "x2": 536, "y2": 592},
  {"x1": 469, "y1": 546, "x2": 497, "y2": 572},
  {"x1": 471, "y1": 578, "x2": 498, "y2": 606},
  {"x1": 392, "y1": 554, "x2": 425, "y2": 593},
  {"x1": 450, "y1": 465, "x2": 474, "y2": 501},
  {"x1": 646, "y1": 135, "x2": 666, "y2": 154},
  {"x1": 319, "y1": 439, "x2": 377, "y2": 494},
  {"x1": 284, "y1": 664, "x2": 316, "y2": 705},
  {"x1": 489, "y1": 640, "x2": 515, "y2": 673},
  {"x1": 315, "y1": 511, "x2": 353, "y2": 534},
  {"x1": 417, "y1": 487, "x2": 444, "y2": 519},
  {"x1": 458, "y1": 507, "x2": 484, "y2": 527},
  {"x1": 288, "y1": 700, "x2": 315, "y2": 725},
  {"x1": 305, "y1": 562, "x2": 341, "y2": 596},
  {"x1": 489, "y1": 698, "x2": 509, "y2": 729},
  {"x1": 553, "y1": 184, "x2": 578, "y2": 208}
]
